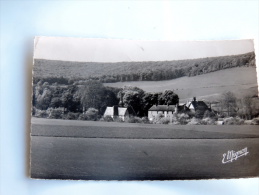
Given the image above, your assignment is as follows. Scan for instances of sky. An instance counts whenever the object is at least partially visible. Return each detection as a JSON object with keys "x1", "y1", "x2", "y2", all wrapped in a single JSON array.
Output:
[{"x1": 34, "y1": 37, "x2": 255, "y2": 62}]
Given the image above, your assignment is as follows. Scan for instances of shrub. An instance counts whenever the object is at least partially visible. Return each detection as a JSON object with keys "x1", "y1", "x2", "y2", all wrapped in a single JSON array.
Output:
[
  {"x1": 78, "y1": 113, "x2": 88, "y2": 120},
  {"x1": 201, "y1": 117, "x2": 216, "y2": 125},
  {"x1": 85, "y1": 108, "x2": 99, "y2": 121},
  {"x1": 203, "y1": 110, "x2": 217, "y2": 119},
  {"x1": 194, "y1": 110, "x2": 205, "y2": 119},
  {"x1": 102, "y1": 115, "x2": 114, "y2": 122},
  {"x1": 172, "y1": 121, "x2": 181, "y2": 125},
  {"x1": 160, "y1": 117, "x2": 170, "y2": 124},
  {"x1": 32, "y1": 107, "x2": 36, "y2": 116},
  {"x1": 223, "y1": 117, "x2": 244, "y2": 125},
  {"x1": 141, "y1": 117, "x2": 151, "y2": 124},
  {"x1": 34, "y1": 108, "x2": 48, "y2": 118},
  {"x1": 113, "y1": 116, "x2": 124, "y2": 123},
  {"x1": 124, "y1": 116, "x2": 142, "y2": 123},
  {"x1": 244, "y1": 120, "x2": 252, "y2": 125},
  {"x1": 62, "y1": 112, "x2": 79, "y2": 120},
  {"x1": 186, "y1": 111, "x2": 195, "y2": 118},
  {"x1": 251, "y1": 117, "x2": 259, "y2": 125},
  {"x1": 177, "y1": 113, "x2": 190, "y2": 125},
  {"x1": 47, "y1": 107, "x2": 64, "y2": 119},
  {"x1": 187, "y1": 117, "x2": 201, "y2": 125}
]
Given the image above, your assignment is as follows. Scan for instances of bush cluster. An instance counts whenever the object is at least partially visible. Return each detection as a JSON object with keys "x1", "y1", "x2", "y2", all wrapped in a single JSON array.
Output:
[
  {"x1": 47, "y1": 108, "x2": 64, "y2": 119},
  {"x1": 223, "y1": 117, "x2": 244, "y2": 125},
  {"x1": 33, "y1": 105, "x2": 259, "y2": 125},
  {"x1": 251, "y1": 117, "x2": 259, "y2": 125},
  {"x1": 63, "y1": 112, "x2": 80, "y2": 120}
]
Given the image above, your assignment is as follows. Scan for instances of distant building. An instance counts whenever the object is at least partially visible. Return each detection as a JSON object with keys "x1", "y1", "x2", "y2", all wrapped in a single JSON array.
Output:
[
  {"x1": 148, "y1": 105, "x2": 176, "y2": 120},
  {"x1": 185, "y1": 97, "x2": 211, "y2": 113},
  {"x1": 103, "y1": 105, "x2": 136, "y2": 121},
  {"x1": 148, "y1": 97, "x2": 212, "y2": 121}
]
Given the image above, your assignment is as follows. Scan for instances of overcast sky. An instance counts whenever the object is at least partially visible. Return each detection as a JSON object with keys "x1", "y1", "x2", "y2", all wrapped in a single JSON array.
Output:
[{"x1": 34, "y1": 37, "x2": 254, "y2": 62}]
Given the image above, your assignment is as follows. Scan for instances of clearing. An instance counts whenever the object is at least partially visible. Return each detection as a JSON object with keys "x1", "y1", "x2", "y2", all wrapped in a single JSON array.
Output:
[{"x1": 104, "y1": 67, "x2": 258, "y2": 101}]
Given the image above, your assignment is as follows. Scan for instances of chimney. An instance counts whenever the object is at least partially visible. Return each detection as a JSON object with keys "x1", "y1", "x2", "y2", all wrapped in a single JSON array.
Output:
[{"x1": 193, "y1": 97, "x2": 196, "y2": 102}]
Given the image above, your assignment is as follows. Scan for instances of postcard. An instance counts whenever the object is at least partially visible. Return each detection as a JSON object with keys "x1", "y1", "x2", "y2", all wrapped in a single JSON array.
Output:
[{"x1": 31, "y1": 37, "x2": 259, "y2": 180}]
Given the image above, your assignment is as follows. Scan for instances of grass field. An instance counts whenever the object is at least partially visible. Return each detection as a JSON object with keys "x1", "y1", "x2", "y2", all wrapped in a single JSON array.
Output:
[
  {"x1": 31, "y1": 118, "x2": 259, "y2": 180},
  {"x1": 31, "y1": 118, "x2": 259, "y2": 139},
  {"x1": 104, "y1": 67, "x2": 258, "y2": 101}
]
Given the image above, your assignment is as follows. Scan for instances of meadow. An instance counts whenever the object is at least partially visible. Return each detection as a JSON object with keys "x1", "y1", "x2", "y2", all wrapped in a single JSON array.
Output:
[
  {"x1": 104, "y1": 67, "x2": 258, "y2": 102},
  {"x1": 32, "y1": 118, "x2": 259, "y2": 139},
  {"x1": 31, "y1": 118, "x2": 259, "y2": 180}
]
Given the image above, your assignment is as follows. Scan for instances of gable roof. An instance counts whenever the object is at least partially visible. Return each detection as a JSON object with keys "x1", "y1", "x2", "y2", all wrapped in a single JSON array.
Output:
[
  {"x1": 187, "y1": 100, "x2": 209, "y2": 110},
  {"x1": 149, "y1": 105, "x2": 176, "y2": 111}
]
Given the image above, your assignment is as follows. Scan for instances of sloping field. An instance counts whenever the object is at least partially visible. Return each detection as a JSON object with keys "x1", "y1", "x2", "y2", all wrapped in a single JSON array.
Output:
[{"x1": 104, "y1": 67, "x2": 258, "y2": 101}]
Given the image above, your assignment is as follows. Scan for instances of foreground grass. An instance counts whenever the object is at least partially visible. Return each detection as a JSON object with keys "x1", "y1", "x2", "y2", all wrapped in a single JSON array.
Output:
[
  {"x1": 31, "y1": 117, "x2": 259, "y2": 139},
  {"x1": 31, "y1": 137, "x2": 259, "y2": 180}
]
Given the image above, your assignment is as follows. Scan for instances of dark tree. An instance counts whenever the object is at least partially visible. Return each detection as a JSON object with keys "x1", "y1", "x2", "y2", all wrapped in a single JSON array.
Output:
[
  {"x1": 49, "y1": 97, "x2": 63, "y2": 108},
  {"x1": 99, "y1": 87, "x2": 120, "y2": 115},
  {"x1": 78, "y1": 80, "x2": 105, "y2": 112},
  {"x1": 158, "y1": 90, "x2": 179, "y2": 105},
  {"x1": 118, "y1": 86, "x2": 145, "y2": 116},
  {"x1": 141, "y1": 92, "x2": 162, "y2": 114}
]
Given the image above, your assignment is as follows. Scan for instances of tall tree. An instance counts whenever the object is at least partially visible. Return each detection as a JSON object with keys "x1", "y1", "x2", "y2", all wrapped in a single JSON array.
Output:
[
  {"x1": 99, "y1": 87, "x2": 119, "y2": 115},
  {"x1": 61, "y1": 85, "x2": 80, "y2": 112},
  {"x1": 158, "y1": 90, "x2": 179, "y2": 105},
  {"x1": 220, "y1": 91, "x2": 238, "y2": 116},
  {"x1": 78, "y1": 80, "x2": 105, "y2": 112},
  {"x1": 118, "y1": 86, "x2": 145, "y2": 116},
  {"x1": 240, "y1": 96, "x2": 253, "y2": 119}
]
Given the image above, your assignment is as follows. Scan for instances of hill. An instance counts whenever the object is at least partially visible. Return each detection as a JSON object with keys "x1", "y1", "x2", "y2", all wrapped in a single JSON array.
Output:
[
  {"x1": 33, "y1": 52, "x2": 255, "y2": 84},
  {"x1": 104, "y1": 67, "x2": 258, "y2": 102}
]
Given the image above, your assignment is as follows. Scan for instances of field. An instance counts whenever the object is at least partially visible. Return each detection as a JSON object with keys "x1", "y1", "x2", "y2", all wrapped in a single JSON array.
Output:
[
  {"x1": 31, "y1": 118, "x2": 259, "y2": 180},
  {"x1": 104, "y1": 67, "x2": 258, "y2": 102}
]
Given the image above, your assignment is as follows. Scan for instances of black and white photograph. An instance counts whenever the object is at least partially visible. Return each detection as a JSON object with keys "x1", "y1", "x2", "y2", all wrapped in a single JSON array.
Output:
[{"x1": 31, "y1": 37, "x2": 259, "y2": 180}]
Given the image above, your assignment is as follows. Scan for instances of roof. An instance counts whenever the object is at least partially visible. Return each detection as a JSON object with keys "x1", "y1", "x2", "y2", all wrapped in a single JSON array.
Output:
[
  {"x1": 149, "y1": 105, "x2": 176, "y2": 111},
  {"x1": 187, "y1": 100, "x2": 208, "y2": 110}
]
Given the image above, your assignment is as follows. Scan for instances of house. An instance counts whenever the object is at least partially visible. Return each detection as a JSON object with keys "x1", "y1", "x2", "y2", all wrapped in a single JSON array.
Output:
[
  {"x1": 148, "y1": 105, "x2": 176, "y2": 120},
  {"x1": 103, "y1": 105, "x2": 136, "y2": 121},
  {"x1": 185, "y1": 97, "x2": 211, "y2": 113},
  {"x1": 148, "y1": 102, "x2": 189, "y2": 120}
]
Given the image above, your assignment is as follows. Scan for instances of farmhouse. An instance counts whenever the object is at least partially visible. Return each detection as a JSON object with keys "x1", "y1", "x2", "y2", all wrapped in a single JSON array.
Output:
[
  {"x1": 103, "y1": 105, "x2": 136, "y2": 121},
  {"x1": 148, "y1": 105, "x2": 176, "y2": 120},
  {"x1": 148, "y1": 97, "x2": 212, "y2": 120},
  {"x1": 148, "y1": 103, "x2": 188, "y2": 120},
  {"x1": 186, "y1": 97, "x2": 210, "y2": 113}
]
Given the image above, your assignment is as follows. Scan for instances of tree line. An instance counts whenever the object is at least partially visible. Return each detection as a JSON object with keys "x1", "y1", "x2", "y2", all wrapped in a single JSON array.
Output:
[
  {"x1": 32, "y1": 80, "x2": 179, "y2": 118},
  {"x1": 33, "y1": 52, "x2": 255, "y2": 85},
  {"x1": 32, "y1": 80, "x2": 259, "y2": 124}
]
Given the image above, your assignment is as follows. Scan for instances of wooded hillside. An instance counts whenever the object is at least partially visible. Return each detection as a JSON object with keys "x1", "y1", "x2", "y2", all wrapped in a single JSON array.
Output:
[{"x1": 33, "y1": 52, "x2": 255, "y2": 84}]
